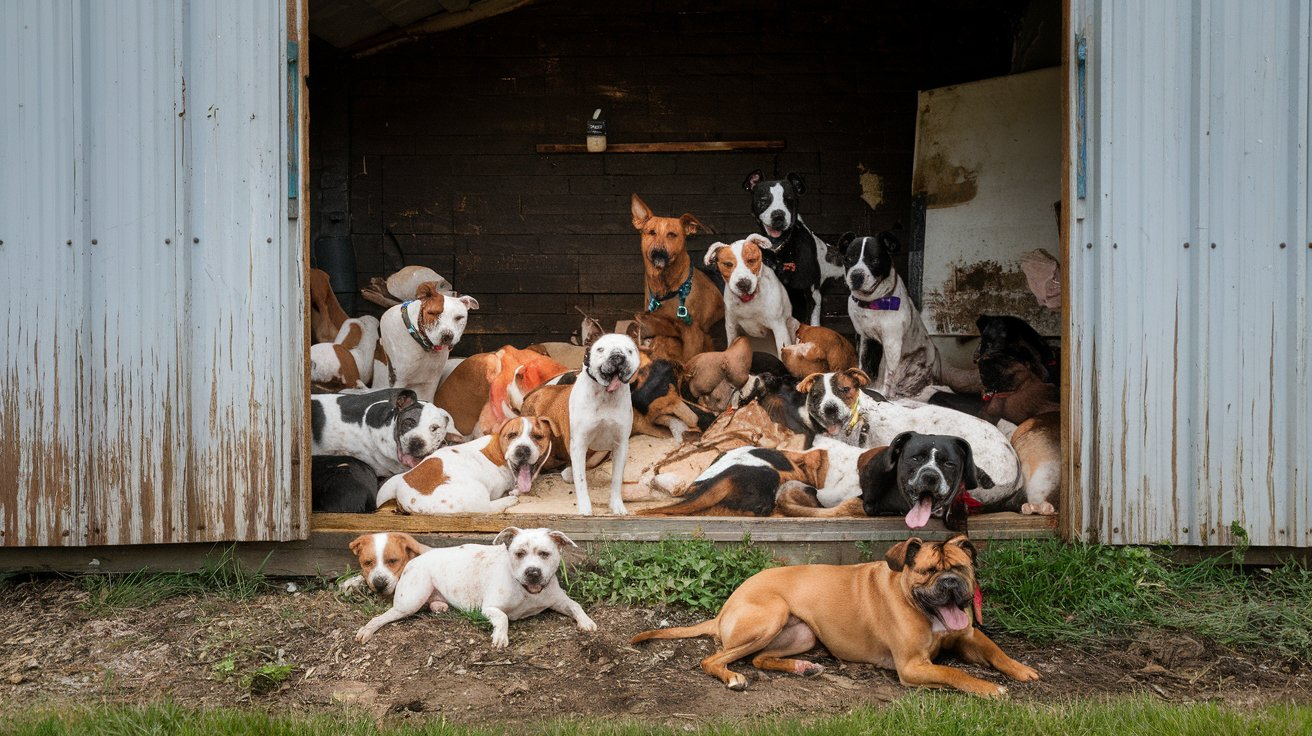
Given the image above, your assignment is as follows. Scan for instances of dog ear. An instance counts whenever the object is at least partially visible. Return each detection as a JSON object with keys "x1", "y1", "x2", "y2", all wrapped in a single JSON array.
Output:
[
  {"x1": 679, "y1": 213, "x2": 707, "y2": 236},
  {"x1": 885, "y1": 537, "x2": 923, "y2": 572},
  {"x1": 547, "y1": 530, "x2": 578, "y2": 549},
  {"x1": 631, "y1": 194, "x2": 652, "y2": 229},
  {"x1": 703, "y1": 242, "x2": 730, "y2": 267},
  {"x1": 414, "y1": 281, "x2": 442, "y2": 300},
  {"x1": 888, "y1": 431, "x2": 915, "y2": 460},
  {"x1": 398, "y1": 533, "x2": 427, "y2": 561},
  {"x1": 975, "y1": 314, "x2": 994, "y2": 332},
  {"x1": 877, "y1": 231, "x2": 901, "y2": 254},
  {"x1": 795, "y1": 372, "x2": 824, "y2": 394},
  {"x1": 835, "y1": 232, "x2": 857, "y2": 255},
  {"x1": 742, "y1": 169, "x2": 764, "y2": 191},
  {"x1": 445, "y1": 431, "x2": 464, "y2": 444},
  {"x1": 744, "y1": 233, "x2": 773, "y2": 252},
  {"x1": 493, "y1": 526, "x2": 523, "y2": 547},
  {"x1": 348, "y1": 534, "x2": 371, "y2": 556},
  {"x1": 945, "y1": 534, "x2": 979, "y2": 567},
  {"x1": 457, "y1": 294, "x2": 479, "y2": 311},
  {"x1": 786, "y1": 172, "x2": 806, "y2": 194},
  {"x1": 538, "y1": 414, "x2": 564, "y2": 441},
  {"x1": 953, "y1": 437, "x2": 982, "y2": 491},
  {"x1": 844, "y1": 368, "x2": 871, "y2": 388},
  {"x1": 392, "y1": 389, "x2": 418, "y2": 413}
]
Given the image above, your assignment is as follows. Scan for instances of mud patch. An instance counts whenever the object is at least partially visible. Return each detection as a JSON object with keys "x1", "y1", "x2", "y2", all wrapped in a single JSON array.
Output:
[
  {"x1": 924, "y1": 259, "x2": 1062, "y2": 336},
  {"x1": 911, "y1": 152, "x2": 978, "y2": 208}
]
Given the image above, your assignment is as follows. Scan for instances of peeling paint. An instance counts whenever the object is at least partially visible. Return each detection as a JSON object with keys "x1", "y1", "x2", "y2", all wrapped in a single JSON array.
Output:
[
  {"x1": 923, "y1": 259, "x2": 1062, "y2": 336},
  {"x1": 857, "y1": 163, "x2": 883, "y2": 211},
  {"x1": 911, "y1": 152, "x2": 978, "y2": 208}
]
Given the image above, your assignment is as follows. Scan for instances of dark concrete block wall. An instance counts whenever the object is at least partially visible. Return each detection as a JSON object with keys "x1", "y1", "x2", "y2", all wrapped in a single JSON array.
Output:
[{"x1": 309, "y1": 0, "x2": 1051, "y2": 354}]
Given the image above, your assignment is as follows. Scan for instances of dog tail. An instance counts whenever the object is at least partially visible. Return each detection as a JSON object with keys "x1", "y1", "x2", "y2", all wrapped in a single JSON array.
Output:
[
  {"x1": 375, "y1": 473, "x2": 402, "y2": 507},
  {"x1": 630, "y1": 618, "x2": 718, "y2": 644}
]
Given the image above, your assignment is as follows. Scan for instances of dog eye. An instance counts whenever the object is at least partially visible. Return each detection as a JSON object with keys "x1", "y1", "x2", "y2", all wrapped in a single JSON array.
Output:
[
  {"x1": 362, "y1": 560, "x2": 374, "y2": 567},
  {"x1": 385, "y1": 557, "x2": 399, "y2": 565},
  {"x1": 538, "y1": 551, "x2": 549, "y2": 559},
  {"x1": 515, "y1": 550, "x2": 526, "y2": 558},
  {"x1": 942, "y1": 460, "x2": 957, "y2": 468},
  {"x1": 647, "y1": 229, "x2": 656, "y2": 235},
  {"x1": 532, "y1": 433, "x2": 544, "y2": 441}
]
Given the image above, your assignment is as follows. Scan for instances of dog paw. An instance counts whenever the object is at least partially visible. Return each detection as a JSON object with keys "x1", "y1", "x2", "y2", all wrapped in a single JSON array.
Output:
[
  {"x1": 491, "y1": 632, "x2": 510, "y2": 649},
  {"x1": 429, "y1": 601, "x2": 449, "y2": 613},
  {"x1": 796, "y1": 662, "x2": 825, "y2": 677},
  {"x1": 561, "y1": 466, "x2": 574, "y2": 483},
  {"x1": 726, "y1": 674, "x2": 749, "y2": 691},
  {"x1": 609, "y1": 503, "x2": 631, "y2": 516},
  {"x1": 577, "y1": 616, "x2": 598, "y2": 633},
  {"x1": 1011, "y1": 664, "x2": 1040, "y2": 682},
  {"x1": 355, "y1": 628, "x2": 372, "y2": 644}
]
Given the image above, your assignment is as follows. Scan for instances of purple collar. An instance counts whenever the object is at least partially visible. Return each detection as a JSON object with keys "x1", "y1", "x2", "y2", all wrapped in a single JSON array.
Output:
[{"x1": 852, "y1": 295, "x2": 901, "y2": 311}]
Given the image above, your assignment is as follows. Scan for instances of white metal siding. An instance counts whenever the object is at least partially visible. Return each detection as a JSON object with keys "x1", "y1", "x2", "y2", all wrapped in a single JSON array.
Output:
[
  {"x1": 1069, "y1": 0, "x2": 1311, "y2": 546},
  {"x1": 1, "y1": 0, "x2": 307, "y2": 546}
]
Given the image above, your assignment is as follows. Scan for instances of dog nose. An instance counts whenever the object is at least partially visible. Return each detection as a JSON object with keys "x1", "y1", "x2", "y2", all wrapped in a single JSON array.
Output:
[
  {"x1": 937, "y1": 574, "x2": 968, "y2": 599},
  {"x1": 769, "y1": 211, "x2": 786, "y2": 226},
  {"x1": 511, "y1": 445, "x2": 531, "y2": 462},
  {"x1": 368, "y1": 573, "x2": 389, "y2": 592},
  {"x1": 735, "y1": 278, "x2": 752, "y2": 293},
  {"x1": 439, "y1": 331, "x2": 454, "y2": 346},
  {"x1": 524, "y1": 567, "x2": 542, "y2": 582},
  {"x1": 849, "y1": 272, "x2": 865, "y2": 289}
]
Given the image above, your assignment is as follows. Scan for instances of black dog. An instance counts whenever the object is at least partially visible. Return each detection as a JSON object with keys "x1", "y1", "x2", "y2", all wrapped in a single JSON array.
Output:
[
  {"x1": 311, "y1": 456, "x2": 378, "y2": 513},
  {"x1": 743, "y1": 170, "x2": 845, "y2": 326},
  {"x1": 859, "y1": 431, "x2": 984, "y2": 532},
  {"x1": 975, "y1": 314, "x2": 1059, "y2": 387}
]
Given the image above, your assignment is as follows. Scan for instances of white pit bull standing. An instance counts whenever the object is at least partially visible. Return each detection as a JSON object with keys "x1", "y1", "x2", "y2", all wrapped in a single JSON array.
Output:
[{"x1": 567, "y1": 334, "x2": 640, "y2": 516}]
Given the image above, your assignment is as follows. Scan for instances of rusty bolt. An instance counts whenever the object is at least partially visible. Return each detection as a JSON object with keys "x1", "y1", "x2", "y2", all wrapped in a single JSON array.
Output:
[
  {"x1": 1182, "y1": 527, "x2": 1189, "y2": 533},
  {"x1": 66, "y1": 239, "x2": 72, "y2": 245},
  {"x1": 1086, "y1": 242, "x2": 1093, "y2": 249},
  {"x1": 1210, "y1": 242, "x2": 1217, "y2": 249},
  {"x1": 1112, "y1": 526, "x2": 1120, "y2": 534},
  {"x1": 266, "y1": 237, "x2": 273, "y2": 243},
  {"x1": 1183, "y1": 242, "x2": 1190, "y2": 249},
  {"x1": 165, "y1": 238, "x2": 172, "y2": 244},
  {"x1": 193, "y1": 237, "x2": 200, "y2": 244},
  {"x1": 1113, "y1": 242, "x2": 1118, "y2": 249},
  {"x1": 91, "y1": 239, "x2": 97, "y2": 245},
  {"x1": 1280, "y1": 242, "x2": 1287, "y2": 249}
]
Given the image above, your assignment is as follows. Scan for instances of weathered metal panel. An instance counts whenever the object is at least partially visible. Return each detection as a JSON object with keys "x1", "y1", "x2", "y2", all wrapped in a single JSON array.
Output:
[
  {"x1": 0, "y1": 0, "x2": 307, "y2": 546},
  {"x1": 1069, "y1": 0, "x2": 1311, "y2": 546}
]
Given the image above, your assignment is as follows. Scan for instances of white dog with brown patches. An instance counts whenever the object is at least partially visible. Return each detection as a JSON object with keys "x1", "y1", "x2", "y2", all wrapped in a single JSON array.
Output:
[
  {"x1": 372, "y1": 281, "x2": 479, "y2": 398},
  {"x1": 340, "y1": 532, "x2": 430, "y2": 597},
  {"x1": 706, "y1": 234, "x2": 797, "y2": 355},
  {"x1": 376, "y1": 416, "x2": 555, "y2": 514},
  {"x1": 310, "y1": 315, "x2": 380, "y2": 390},
  {"x1": 568, "y1": 334, "x2": 641, "y2": 516},
  {"x1": 355, "y1": 527, "x2": 596, "y2": 648}
]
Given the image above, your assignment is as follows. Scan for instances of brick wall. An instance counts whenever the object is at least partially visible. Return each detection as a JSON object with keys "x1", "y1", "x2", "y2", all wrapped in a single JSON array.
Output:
[{"x1": 310, "y1": 0, "x2": 1039, "y2": 354}]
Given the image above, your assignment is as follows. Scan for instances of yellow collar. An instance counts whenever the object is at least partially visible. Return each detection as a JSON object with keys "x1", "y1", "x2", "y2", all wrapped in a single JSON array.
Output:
[{"x1": 845, "y1": 393, "x2": 862, "y2": 431}]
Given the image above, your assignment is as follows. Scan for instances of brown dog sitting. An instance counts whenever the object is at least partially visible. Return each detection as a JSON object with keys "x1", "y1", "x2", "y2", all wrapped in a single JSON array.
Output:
[
  {"x1": 638, "y1": 447, "x2": 828, "y2": 517},
  {"x1": 780, "y1": 324, "x2": 858, "y2": 377},
  {"x1": 631, "y1": 535, "x2": 1038, "y2": 696},
  {"x1": 631, "y1": 194, "x2": 724, "y2": 335}
]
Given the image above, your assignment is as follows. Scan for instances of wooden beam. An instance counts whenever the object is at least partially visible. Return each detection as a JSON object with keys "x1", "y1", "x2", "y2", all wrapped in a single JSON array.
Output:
[
  {"x1": 535, "y1": 140, "x2": 786, "y2": 154},
  {"x1": 350, "y1": 0, "x2": 534, "y2": 57},
  {"x1": 309, "y1": 511, "x2": 1057, "y2": 542}
]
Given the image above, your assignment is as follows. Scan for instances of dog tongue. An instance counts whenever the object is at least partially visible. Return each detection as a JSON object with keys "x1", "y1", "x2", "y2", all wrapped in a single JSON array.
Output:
[
  {"x1": 825, "y1": 423, "x2": 840, "y2": 436},
  {"x1": 606, "y1": 376, "x2": 622, "y2": 392},
  {"x1": 516, "y1": 464, "x2": 533, "y2": 495},
  {"x1": 738, "y1": 292, "x2": 756, "y2": 303},
  {"x1": 905, "y1": 497, "x2": 933, "y2": 528},
  {"x1": 767, "y1": 227, "x2": 782, "y2": 238},
  {"x1": 938, "y1": 605, "x2": 971, "y2": 631},
  {"x1": 523, "y1": 583, "x2": 544, "y2": 595},
  {"x1": 400, "y1": 453, "x2": 419, "y2": 469}
]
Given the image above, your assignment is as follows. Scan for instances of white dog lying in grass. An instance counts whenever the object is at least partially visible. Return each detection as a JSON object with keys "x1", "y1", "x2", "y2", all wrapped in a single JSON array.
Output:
[{"x1": 355, "y1": 527, "x2": 596, "y2": 648}]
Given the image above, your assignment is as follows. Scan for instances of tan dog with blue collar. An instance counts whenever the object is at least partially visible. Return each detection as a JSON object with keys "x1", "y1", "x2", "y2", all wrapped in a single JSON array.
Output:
[
  {"x1": 632, "y1": 194, "x2": 723, "y2": 336},
  {"x1": 372, "y1": 281, "x2": 479, "y2": 399}
]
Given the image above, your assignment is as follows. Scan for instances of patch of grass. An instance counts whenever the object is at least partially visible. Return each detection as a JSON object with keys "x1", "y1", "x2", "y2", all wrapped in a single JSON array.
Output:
[
  {"x1": 211, "y1": 648, "x2": 295, "y2": 695},
  {"x1": 5, "y1": 696, "x2": 1311, "y2": 735},
  {"x1": 79, "y1": 546, "x2": 270, "y2": 613},
  {"x1": 564, "y1": 535, "x2": 777, "y2": 614},
  {"x1": 978, "y1": 539, "x2": 1312, "y2": 658}
]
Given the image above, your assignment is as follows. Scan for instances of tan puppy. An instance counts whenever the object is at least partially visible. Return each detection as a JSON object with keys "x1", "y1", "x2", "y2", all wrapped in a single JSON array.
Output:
[
  {"x1": 631, "y1": 535, "x2": 1038, "y2": 696},
  {"x1": 632, "y1": 194, "x2": 725, "y2": 333},
  {"x1": 682, "y1": 336, "x2": 754, "y2": 412},
  {"x1": 308, "y1": 268, "x2": 350, "y2": 343},
  {"x1": 781, "y1": 324, "x2": 858, "y2": 378}
]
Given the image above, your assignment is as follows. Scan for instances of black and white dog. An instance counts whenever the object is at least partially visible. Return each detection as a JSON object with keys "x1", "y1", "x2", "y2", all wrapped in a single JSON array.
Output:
[
  {"x1": 744, "y1": 170, "x2": 845, "y2": 326},
  {"x1": 839, "y1": 231, "x2": 979, "y2": 399},
  {"x1": 858, "y1": 431, "x2": 985, "y2": 531},
  {"x1": 311, "y1": 388, "x2": 456, "y2": 477}
]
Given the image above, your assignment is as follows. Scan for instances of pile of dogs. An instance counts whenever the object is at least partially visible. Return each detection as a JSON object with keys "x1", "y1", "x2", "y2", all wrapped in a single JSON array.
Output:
[
  {"x1": 309, "y1": 169, "x2": 1060, "y2": 525},
  {"x1": 314, "y1": 170, "x2": 1059, "y2": 696}
]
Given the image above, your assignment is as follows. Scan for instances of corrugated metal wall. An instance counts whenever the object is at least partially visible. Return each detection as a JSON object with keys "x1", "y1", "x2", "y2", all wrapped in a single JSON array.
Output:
[
  {"x1": 0, "y1": 0, "x2": 308, "y2": 546},
  {"x1": 1069, "y1": 0, "x2": 1311, "y2": 546}
]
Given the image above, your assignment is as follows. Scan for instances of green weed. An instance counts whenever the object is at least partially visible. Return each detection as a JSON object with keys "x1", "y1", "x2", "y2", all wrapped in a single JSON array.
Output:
[
  {"x1": 565, "y1": 535, "x2": 777, "y2": 614},
  {"x1": 79, "y1": 546, "x2": 270, "y2": 613},
  {"x1": 978, "y1": 539, "x2": 1312, "y2": 658}
]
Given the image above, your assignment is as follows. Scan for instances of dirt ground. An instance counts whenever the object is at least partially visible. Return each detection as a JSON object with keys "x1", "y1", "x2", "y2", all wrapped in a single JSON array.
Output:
[{"x1": 1, "y1": 580, "x2": 1308, "y2": 727}]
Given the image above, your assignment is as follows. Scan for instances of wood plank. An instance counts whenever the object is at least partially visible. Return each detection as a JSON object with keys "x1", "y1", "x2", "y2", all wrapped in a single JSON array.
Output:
[
  {"x1": 309, "y1": 511, "x2": 1057, "y2": 542},
  {"x1": 534, "y1": 141, "x2": 787, "y2": 154}
]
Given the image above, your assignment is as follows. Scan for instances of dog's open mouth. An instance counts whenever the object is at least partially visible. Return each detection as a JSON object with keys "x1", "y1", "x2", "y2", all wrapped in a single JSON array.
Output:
[
  {"x1": 905, "y1": 493, "x2": 935, "y2": 529},
  {"x1": 649, "y1": 249, "x2": 669, "y2": 269},
  {"x1": 766, "y1": 226, "x2": 784, "y2": 239},
  {"x1": 935, "y1": 605, "x2": 971, "y2": 631},
  {"x1": 398, "y1": 450, "x2": 420, "y2": 469},
  {"x1": 736, "y1": 290, "x2": 757, "y2": 303},
  {"x1": 824, "y1": 421, "x2": 842, "y2": 436},
  {"x1": 511, "y1": 462, "x2": 534, "y2": 495},
  {"x1": 521, "y1": 582, "x2": 545, "y2": 595}
]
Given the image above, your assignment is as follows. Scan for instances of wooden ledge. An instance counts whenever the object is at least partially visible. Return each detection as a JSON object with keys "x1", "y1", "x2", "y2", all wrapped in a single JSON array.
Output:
[
  {"x1": 535, "y1": 140, "x2": 786, "y2": 154},
  {"x1": 311, "y1": 511, "x2": 1056, "y2": 542}
]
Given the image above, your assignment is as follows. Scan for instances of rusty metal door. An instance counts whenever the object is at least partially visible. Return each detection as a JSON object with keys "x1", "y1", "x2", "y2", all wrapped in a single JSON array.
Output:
[{"x1": 1, "y1": 0, "x2": 309, "y2": 546}]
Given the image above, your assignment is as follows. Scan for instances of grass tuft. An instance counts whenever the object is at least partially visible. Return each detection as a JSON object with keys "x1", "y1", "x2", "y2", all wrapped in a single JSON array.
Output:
[
  {"x1": 564, "y1": 535, "x2": 776, "y2": 614},
  {"x1": 80, "y1": 545, "x2": 270, "y2": 613},
  {"x1": 4, "y1": 695, "x2": 1311, "y2": 735},
  {"x1": 978, "y1": 539, "x2": 1312, "y2": 658}
]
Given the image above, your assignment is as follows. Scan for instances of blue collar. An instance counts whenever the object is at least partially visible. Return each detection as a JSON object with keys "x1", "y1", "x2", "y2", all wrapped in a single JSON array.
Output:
[
  {"x1": 400, "y1": 301, "x2": 444, "y2": 352},
  {"x1": 852, "y1": 295, "x2": 901, "y2": 311},
  {"x1": 647, "y1": 265, "x2": 695, "y2": 325}
]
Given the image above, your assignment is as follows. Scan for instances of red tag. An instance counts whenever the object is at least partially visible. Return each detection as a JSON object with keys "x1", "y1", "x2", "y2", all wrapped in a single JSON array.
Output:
[
  {"x1": 782, "y1": 262, "x2": 797, "y2": 272},
  {"x1": 960, "y1": 487, "x2": 983, "y2": 512},
  {"x1": 973, "y1": 583, "x2": 984, "y2": 626}
]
